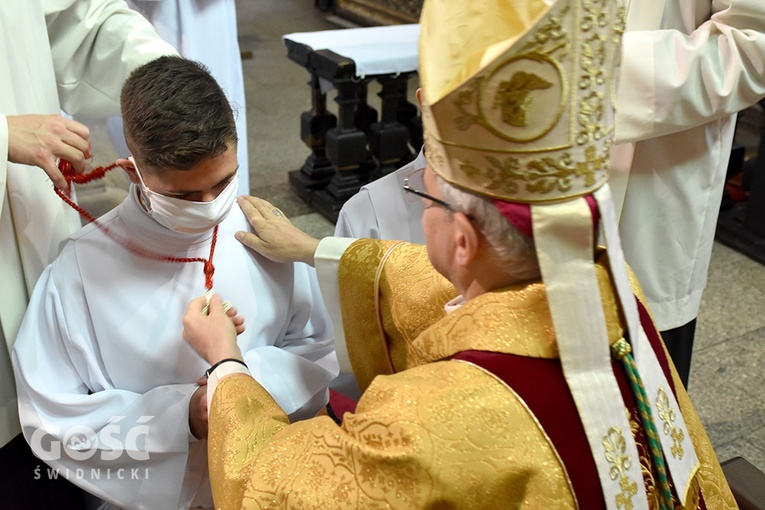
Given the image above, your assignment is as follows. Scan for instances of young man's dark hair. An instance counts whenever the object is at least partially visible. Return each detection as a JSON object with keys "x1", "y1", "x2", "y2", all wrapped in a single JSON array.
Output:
[{"x1": 121, "y1": 55, "x2": 238, "y2": 172}]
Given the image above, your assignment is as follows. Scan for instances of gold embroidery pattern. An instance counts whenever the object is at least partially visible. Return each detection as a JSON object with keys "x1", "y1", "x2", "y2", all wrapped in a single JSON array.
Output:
[
  {"x1": 452, "y1": 81, "x2": 480, "y2": 132},
  {"x1": 447, "y1": 0, "x2": 617, "y2": 198},
  {"x1": 519, "y1": 8, "x2": 569, "y2": 55},
  {"x1": 656, "y1": 388, "x2": 685, "y2": 460},
  {"x1": 494, "y1": 71, "x2": 553, "y2": 127},
  {"x1": 628, "y1": 411, "x2": 660, "y2": 510},
  {"x1": 603, "y1": 427, "x2": 639, "y2": 509},
  {"x1": 576, "y1": 0, "x2": 609, "y2": 145},
  {"x1": 457, "y1": 143, "x2": 607, "y2": 197},
  {"x1": 452, "y1": 7, "x2": 569, "y2": 138},
  {"x1": 212, "y1": 362, "x2": 578, "y2": 508},
  {"x1": 337, "y1": 239, "x2": 402, "y2": 391}
]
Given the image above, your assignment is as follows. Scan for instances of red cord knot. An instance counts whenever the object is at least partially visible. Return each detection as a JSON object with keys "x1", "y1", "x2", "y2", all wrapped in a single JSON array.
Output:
[
  {"x1": 203, "y1": 260, "x2": 215, "y2": 290},
  {"x1": 58, "y1": 158, "x2": 118, "y2": 185},
  {"x1": 58, "y1": 159, "x2": 74, "y2": 175}
]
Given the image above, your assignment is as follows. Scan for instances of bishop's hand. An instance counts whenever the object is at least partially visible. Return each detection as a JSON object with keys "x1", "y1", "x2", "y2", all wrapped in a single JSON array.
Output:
[
  {"x1": 235, "y1": 195, "x2": 320, "y2": 266},
  {"x1": 182, "y1": 293, "x2": 245, "y2": 365}
]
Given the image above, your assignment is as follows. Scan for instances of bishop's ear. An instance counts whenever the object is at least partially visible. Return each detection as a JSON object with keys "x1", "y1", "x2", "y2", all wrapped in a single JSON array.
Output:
[{"x1": 452, "y1": 211, "x2": 481, "y2": 267}]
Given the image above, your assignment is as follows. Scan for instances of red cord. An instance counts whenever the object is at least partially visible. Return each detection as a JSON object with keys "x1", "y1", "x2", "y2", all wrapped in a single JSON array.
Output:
[{"x1": 55, "y1": 159, "x2": 218, "y2": 290}]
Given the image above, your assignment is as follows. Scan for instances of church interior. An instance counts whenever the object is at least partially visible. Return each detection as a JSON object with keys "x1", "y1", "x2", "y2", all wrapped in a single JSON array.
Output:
[{"x1": 77, "y1": 0, "x2": 765, "y2": 480}]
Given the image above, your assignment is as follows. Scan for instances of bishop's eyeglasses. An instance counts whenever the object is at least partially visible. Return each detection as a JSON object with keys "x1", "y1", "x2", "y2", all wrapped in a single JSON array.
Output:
[{"x1": 402, "y1": 167, "x2": 458, "y2": 212}]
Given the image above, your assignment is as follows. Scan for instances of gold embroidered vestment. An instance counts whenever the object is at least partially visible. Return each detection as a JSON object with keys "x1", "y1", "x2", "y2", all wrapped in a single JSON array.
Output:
[{"x1": 207, "y1": 239, "x2": 735, "y2": 509}]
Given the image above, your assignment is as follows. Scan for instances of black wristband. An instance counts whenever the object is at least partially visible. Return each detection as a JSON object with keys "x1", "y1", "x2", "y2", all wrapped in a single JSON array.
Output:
[{"x1": 204, "y1": 358, "x2": 247, "y2": 378}]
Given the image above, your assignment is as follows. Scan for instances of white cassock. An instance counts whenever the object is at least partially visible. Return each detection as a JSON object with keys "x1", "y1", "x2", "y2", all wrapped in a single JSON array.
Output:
[
  {"x1": 0, "y1": 0, "x2": 175, "y2": 450},
  {"x1": 12, "y1": 185, "x2": 338, "y2": 510},
  {"x1": 610, "y1": 0, "x2": 765, "y2": 330},
  {"x1": 107, "y1": 0, "x2": 250, "y2": 194},
  {"x1": 334, "y1": 148, "x2": 426, "y2": 243}
]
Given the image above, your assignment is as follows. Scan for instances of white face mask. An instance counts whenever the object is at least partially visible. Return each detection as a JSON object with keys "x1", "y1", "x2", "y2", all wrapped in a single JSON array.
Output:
[{"x1": 130, "y1": 157, "x2": 239, "y2": 234}]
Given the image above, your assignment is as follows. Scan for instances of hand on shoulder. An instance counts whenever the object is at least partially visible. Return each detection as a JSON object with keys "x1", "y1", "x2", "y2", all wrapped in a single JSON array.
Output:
[{"x1": 235, "y1": 195, "x2": 320, "y2": 266}]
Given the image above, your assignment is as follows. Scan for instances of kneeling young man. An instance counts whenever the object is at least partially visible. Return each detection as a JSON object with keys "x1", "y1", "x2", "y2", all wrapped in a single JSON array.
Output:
[{"x1": 12, "y1": 56, "x2": 337, "y2": 509}]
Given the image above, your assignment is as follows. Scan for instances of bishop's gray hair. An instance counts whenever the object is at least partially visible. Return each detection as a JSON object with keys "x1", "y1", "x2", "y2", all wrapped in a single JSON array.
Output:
[{"x1": 437, "y1": 176, "x2": 541, "y2": 283}]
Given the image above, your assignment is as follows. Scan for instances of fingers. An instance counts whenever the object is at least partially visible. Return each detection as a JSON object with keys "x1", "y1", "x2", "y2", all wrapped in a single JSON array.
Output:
[
  {"x1": 237, "y1": 194, "x2": 263, "y2": 214},
  {"x1": 230, "y1": 313, "x2": 246, "y2": 336},
  {"x1": 42, "y1": 116, "x2": 90, "y2": 177},
  {"x1": 207, "y1": 293, "x2": 224, "y2": 312},
  {"x1": 59, "y1": 118, "x2": 91, "y2": 173},
  {"x1": 63, "y1": 116, "x2": 90, "y2": 145},
  {"x1": 237, "y1": 196, "x2": 266, "y2": 229},
  {"x1": 234, "y1": 230, "x2": 265, "y2": 252},
  {"x1": 189, "y1": 293, "x2": 245, "y2": 330},
  {"x1": 186, "y1": 295, "x2": 209, "y2": 315},
  {"x1": 238, "y1": 195, "x2": 292, "y2": 223},
  {"x1": 43, "y1": 159, "x2": 68, "y2": 191},
  {"x1": 221, "y1": 300, "x2": 246, "y2": 335},
  {"x1": 5, "y1": 114, "x2": 91, "y2": 190}
]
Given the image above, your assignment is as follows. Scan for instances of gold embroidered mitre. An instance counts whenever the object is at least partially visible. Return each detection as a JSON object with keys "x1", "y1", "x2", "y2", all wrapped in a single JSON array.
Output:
[{"x1": 419, "y1": 0, "x2": 623, "y2": 203}]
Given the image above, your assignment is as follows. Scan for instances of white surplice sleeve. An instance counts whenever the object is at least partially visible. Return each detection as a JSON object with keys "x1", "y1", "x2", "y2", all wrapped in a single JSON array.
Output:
[
  {"x1": 43, "y1": 0, "x2": 177, "y2": 117},
  {"x1": 12, "y1": 260, "x2": 200, "y2": 510},
  {"x1": 240, "y1": 261, "x2": 340, "y2": 422},
  {"x1": 615, "y1": 0, "x2": 765, "y2": 143}
]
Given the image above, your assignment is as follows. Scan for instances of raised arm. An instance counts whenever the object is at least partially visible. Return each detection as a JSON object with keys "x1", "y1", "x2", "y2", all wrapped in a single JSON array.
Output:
[
  {"x1": 615, "y1": 0, "x2": 765, "y2": 143},
  {"x1": 44, "y1": 0, "x2": 177, "y2": 117}
]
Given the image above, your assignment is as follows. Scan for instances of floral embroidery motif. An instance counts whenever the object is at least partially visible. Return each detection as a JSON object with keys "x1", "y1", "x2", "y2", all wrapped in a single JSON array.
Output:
[
  {"x1": 603, "y1": 427, "x2": 639, "y2": 509},
  {"x1": 627, "y1": 411, "x2": 660, "y2": 509},
  {"x1": 656, "y1": 388, "x2": 685, "y2": 459},
  {"x1": 458, "y1": 143, "x2": 607, "y2": 197}
]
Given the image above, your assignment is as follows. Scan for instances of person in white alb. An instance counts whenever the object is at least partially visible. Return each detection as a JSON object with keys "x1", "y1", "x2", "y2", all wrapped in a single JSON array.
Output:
[
  {"x1": 334, "y1": 88, "x2": 426, "y2": 244},
  {"x1": 0, "y1": 1, "x2": 176, "y2": 506},
  {"x1": 106, "y1": 0, "x2": 250, "y2": 195},
  {"x1": 12, "y1": 56, "x2": 337, "y2": 510},
  {"x1": 334, "y1": 147, "x2": 426, "y2": 243},
  {"x1": 610, "y1": 0, "x2": 765, "y2": 386}
]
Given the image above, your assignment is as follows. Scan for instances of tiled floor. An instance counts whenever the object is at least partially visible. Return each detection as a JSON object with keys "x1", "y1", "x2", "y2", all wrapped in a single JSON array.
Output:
[{"x1": 85, "y1": 0, "x2": 765, "y2": 474}]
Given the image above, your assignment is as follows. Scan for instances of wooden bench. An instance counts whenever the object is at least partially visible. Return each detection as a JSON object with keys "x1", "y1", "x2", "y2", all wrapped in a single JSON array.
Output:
[{"x1": 722, "y1": 456, "x2": 765, "y2": 509}]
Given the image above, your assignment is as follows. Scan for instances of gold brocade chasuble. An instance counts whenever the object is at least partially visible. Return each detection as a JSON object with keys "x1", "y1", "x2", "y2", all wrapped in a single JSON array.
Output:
[{"x1": 207, "y1": 239, "x2": 736, "y2": 509}]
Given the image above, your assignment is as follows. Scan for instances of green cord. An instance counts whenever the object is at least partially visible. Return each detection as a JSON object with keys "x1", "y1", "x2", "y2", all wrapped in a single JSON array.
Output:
[{"x1": 612, "y1": 338, "x2": 674, "y2": 509}]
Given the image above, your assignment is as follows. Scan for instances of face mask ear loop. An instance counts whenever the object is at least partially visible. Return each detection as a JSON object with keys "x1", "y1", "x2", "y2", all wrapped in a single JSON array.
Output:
[{"x1": 129, "y1": 156, "x2": 154, "y2": 212}]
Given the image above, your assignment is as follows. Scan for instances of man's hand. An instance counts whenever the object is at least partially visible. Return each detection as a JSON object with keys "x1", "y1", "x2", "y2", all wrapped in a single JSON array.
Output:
[
  {"x1": 236, "y1": 196, "x2": 320, "y2": 266},
  {"x1": 182, "y1": 293, "x2": 244, "y2": 365},
  {"x1": 6, "y1": 114, "x2": 91, "y2": 190},
  {"x1": 189, "y1": 379, "x2": 208, "y2": 439}
]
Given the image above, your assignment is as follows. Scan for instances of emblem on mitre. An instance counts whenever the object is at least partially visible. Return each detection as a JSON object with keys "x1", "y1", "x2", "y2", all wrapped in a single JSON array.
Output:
[{"x1": 420, "y1": 0, "x2": 624, "y2": 203}]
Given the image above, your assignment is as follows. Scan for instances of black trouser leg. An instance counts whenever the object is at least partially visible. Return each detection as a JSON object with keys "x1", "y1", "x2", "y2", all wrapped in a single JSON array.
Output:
[
  {"x1": 0, "y1": 433, "x2": 87, "y2": 510},
  {"x1": 659, "y1": 318, "x2": 697, "y2": 388}
]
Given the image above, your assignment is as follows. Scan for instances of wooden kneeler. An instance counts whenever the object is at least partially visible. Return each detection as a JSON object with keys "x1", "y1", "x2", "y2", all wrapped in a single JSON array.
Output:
[{"x1": 722, "y1": 456, "x2": 765, "y2": 510}]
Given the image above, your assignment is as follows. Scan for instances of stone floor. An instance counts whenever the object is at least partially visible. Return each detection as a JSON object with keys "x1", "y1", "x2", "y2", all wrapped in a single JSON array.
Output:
[{"x1": 84, "y1": 0, "x2": 765, "y2": 473}]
